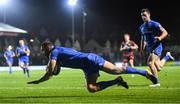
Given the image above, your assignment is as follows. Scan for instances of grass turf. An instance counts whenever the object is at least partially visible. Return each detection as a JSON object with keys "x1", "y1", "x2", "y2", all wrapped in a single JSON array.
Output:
[{"x1": 0, "y1": 66, "x2": 180, "y2": 103}]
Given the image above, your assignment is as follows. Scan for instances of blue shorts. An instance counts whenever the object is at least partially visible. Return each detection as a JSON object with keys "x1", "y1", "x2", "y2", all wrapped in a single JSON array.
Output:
[
  {"x1": 18, "y1": 57, "x2": 29, "y2": 65},
  {"x1": 6, "y1": 58, "x2": 13, "y2": 65},
  {"x1": 83, "y1": 53, "x2": 105, "y2": 77},
  {"x1": 147, "y1": 43, "x2": 163, "y2": 57}
]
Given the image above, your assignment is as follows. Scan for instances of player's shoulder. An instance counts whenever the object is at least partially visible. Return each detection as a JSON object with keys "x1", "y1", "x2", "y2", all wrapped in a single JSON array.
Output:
[
  {"x1": 150, "y1": 20, "x2": 161, "y2": 26},
  {"x1": 139, "y1": 23, "x2": 145, "y2": 29},
  {"x1": 51, "y1": 46, "x2": 61, "y2": 53},
  {"x1": 49, "y1": 46, "x2": 62, "y2": 58},
  {"x1": 53, "y1": 46, "x2": 62, "y2": 50},
  {"x1": 139, "y1": 22, "x2": 146, "y2": 31}
]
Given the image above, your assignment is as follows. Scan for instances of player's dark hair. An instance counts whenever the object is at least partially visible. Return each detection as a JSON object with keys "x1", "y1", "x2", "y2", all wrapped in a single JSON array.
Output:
[
  {"x1": 41, "y1": 40, "x2": 53, "y2": 48},
  {"x1": 141, "y1": 8, "x2": 150, "y2": 14},
  {"x1": 124, "y1": 33, "x2": 130, "y2": 37}
]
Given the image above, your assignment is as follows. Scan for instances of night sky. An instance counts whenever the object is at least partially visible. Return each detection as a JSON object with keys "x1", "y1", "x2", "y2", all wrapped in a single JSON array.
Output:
[{"x1": 1, "y1": 0, "x2": 180, "y2": 44}]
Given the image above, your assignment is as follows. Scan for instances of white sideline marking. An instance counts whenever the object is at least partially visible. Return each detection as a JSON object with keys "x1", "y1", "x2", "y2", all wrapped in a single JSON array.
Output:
[{"x1": 0, "y1": 66, "x2": 72, "y2": 71}]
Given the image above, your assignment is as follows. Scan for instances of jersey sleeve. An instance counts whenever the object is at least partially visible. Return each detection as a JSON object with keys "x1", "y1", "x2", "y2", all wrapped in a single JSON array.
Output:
[
  {"x1": 139, "y1": 26, "x2": 143, "y2": 36},
  {"x1": 154, "y1": 22, "x2": 165, "y2": 32},
  {"x1": 50, "y1": 49, "x2": 59, "y2": 60},
  {"x1": 4, "y1": 51, "x2": 7, "y2": 57},
  {"x1": 15, "y1": 47, "x2": 19, "y2": 54}
]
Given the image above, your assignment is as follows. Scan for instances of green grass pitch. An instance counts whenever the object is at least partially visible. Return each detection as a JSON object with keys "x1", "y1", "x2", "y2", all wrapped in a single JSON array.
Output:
[{"x1": 0, "y1": 66, "x2": 180, "y2": 103}]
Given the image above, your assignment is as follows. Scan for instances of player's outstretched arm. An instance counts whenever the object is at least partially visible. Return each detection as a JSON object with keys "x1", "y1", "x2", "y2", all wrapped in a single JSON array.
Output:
[
  {"x1": 27, "y1": 71, "x2": 53, "y2": 84},
  {"x1": 27, "y1": 60, "x2": 57, "y2": 84}
]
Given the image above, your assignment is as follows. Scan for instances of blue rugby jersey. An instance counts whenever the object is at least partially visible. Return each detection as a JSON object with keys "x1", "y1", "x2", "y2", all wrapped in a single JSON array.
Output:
[
  {"x1": 4, "y1": 50, "x2": 14, "y2": 60},
  {"x1": 50, "y1": 46, "x2": 105, "y2": 69},
  {"x1": 139, "y1": 20, "x2": 165, "y2": 52},
  {"x1": 16, "y1": 45, "x2": 30, "y2": 59}
]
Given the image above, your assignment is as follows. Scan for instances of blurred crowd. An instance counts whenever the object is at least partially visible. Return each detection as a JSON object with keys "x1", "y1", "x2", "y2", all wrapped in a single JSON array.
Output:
[{"x1": 0, "y1": 35, "x2": 179, "y2": 66}]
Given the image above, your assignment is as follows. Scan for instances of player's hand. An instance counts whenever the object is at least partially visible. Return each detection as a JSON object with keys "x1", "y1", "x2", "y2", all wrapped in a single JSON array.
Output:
[
  {"x1": 130, "y1": 46, "x2": 135, "y2": 50},
  {"x1": 27, "y1": 80, "x2": 40, "y2": 84},
  {"x1": 154, "y1": 37, "x2": 162, "y2": 42}
]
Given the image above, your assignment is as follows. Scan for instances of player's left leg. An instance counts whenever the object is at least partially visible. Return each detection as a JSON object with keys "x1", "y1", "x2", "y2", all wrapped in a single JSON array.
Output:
[
  {"x1": 155, "y1": 52, "x2": 174, "y2": 71},
  {"x1": 86, "y1": 73, "x2": 128, "y2": 93},
  {"x1": 129, "y1": 59, "x2": 134, "y2": 67},
  {"x1": 24, "y1": 63, "x2": 30, "y2": 77},
  {"x1": 7, "y1": 61, "x2": 12, "y2": 74}
]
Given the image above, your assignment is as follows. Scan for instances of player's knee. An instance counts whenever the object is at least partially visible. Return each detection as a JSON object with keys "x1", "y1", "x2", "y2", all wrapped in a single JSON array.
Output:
[
  {"x1": 122, "y1": 65, "x2": 127, "y2": 70},
  {"x1": 157, "y1": 68, "x2": 161, "y2": 72},
  {"x1": 147, "y1": 61, "x2": 154, "y2": 66},
  {"x1": 155, "y1": 62, "x2": 161, "y2": 72},
  {"x1": 19, "y1": 64, "x2": 23, "y2": 68},
  {"x1": 112, "y1": 68, "x2": 123, "y2": 74},
  {"x1": 87, "y1": 84, "x2": 98, "y2": 93},
  {"x1": 155, "y1": 66, "x2": 161, "y2": 72}
]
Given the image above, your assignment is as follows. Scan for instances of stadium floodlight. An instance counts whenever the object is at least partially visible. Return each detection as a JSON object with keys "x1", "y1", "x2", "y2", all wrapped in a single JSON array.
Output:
[
  {"x1": 68, "y1": 0, "x2": 78, "y2": 48},
  {"x1": 0, "y1": 0, "x2": 8, "y2": 6},
  {"x1": 68, "y1": 0, "x2": 77, "y2": 6}
]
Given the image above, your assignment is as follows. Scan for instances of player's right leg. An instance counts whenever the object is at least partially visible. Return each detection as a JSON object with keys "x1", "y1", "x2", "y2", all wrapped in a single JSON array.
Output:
[
  {"x1": 128, "y1": 59, "x2": 135, "y2": 77},
  {"x1": 147, "y1": 53, "x2": 161, "y2": 87},
  {"x1": 102, "y1": 61, "x2": 147, "y2": 76},
  {"x1": 24, "y1": 64, "x2": 30, "y2": 77},
  {"x1": 86, "y1": 73, "x2": 128, "y2": 93},
  {"x1": 24, "y1": 59, "x2": 30, "y2": 77},
  {"x1": 102, "y1": 61, "x2": 158, "y2": 84},
  {"x1": 147, "y1": 53, "x2": 158, "y2": 77}
]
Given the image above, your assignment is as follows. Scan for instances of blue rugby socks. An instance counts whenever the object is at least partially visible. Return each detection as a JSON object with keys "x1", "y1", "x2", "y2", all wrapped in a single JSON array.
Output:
[
  {"x1": 163, "y1": 52, "x2": 174, "y2": 61},
  {"x1": 124, "y1": 66, "x2": 147, "y2": 76},
  {"x1": 162, "y1": 55, "x2": 170, "y2": 61}
]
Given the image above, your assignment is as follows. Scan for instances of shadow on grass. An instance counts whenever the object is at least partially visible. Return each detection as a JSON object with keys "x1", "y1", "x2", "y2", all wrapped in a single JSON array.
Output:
[
  {"x1": 129, "y1": 84, "x2": 149, "y2": 87},
  {"x1": 0, "y1": 94, "x2": 135, "y2": 99}
]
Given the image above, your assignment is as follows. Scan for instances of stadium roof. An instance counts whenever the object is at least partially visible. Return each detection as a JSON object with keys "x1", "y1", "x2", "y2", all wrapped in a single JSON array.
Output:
[{"x1": 0, "y1": 22, "x2": 27, "y2": 36}]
